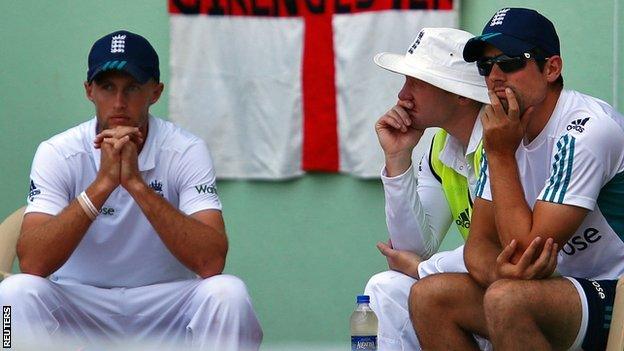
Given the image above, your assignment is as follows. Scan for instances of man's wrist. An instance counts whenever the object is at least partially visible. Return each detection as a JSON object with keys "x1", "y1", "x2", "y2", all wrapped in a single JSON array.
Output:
[
  {"x1": 384, "y1": 151, "x2": 413, "y2": 177},
  {"x1": 124, "y1": 177, "x2": 148, "y2": 195}
]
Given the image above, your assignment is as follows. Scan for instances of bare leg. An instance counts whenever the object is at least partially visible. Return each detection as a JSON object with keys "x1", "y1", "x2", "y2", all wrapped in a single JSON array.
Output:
[
  {"x1": 484, "y1": 278, "x2": 581, "y2": 351},
  {"x1": 408, "y1": 273, "x2": 487, "y2": 351}
]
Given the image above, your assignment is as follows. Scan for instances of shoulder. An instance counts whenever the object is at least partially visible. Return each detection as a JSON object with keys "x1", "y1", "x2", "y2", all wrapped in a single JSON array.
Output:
[
  {"x1": 553, "y1": 90, "x2": 624, "y2": 145},
  {"x1": 150, "y1": 117, "x2": 207, "y2": 154},
  {"x1": 37, "y1": 118, "x2": 95, "y2": 160}
]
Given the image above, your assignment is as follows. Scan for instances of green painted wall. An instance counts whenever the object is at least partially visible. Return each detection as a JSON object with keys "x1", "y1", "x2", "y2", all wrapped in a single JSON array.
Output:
[{"x1": 1, "y1": 1, "x2": 622, "y2": 348}]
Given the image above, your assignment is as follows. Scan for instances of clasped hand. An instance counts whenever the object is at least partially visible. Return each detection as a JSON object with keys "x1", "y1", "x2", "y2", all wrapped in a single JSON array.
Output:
[
  {"x1": 496, "y1": 236, "x2": 558, "y2": 280},
  {"x1": 93, "y1": 126, "x2": 143, "y2": 191}
]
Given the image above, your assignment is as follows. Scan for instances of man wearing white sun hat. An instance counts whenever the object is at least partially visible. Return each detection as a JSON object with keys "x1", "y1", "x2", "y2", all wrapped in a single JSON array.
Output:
[{"x1": 364, "y1": 27, "x2": 490, "y2": 350}]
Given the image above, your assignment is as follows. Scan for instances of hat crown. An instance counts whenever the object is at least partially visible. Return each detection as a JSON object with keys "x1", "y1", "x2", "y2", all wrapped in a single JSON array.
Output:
[
  {"x1": 87, "y1": 30, "x2": 160, "y2": 83},
  {"x1": 373, "y1": 27, "x2": 489, "y2": 104},
  {"x1": 481, "y1": 8, "x2": 560, "y2": 56},
  {"x1": 403, "y1": 28, "x2": 483, "y2": 82}
]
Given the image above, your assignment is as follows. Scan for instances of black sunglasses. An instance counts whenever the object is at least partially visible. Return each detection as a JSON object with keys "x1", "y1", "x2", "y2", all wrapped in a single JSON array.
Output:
[{"x1": 476, "y1": 53, "x2": 540, "y2": 76}]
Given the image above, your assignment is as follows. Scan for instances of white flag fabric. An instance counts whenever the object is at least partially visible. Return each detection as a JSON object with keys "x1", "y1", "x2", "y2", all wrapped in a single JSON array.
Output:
[{"x1": 169, "y1": 2, "x2": 457, "y2": 179}]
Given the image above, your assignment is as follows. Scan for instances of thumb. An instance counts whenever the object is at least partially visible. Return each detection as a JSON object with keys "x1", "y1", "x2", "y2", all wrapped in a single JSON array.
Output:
[{"x1": 376, "y1": 242, "x2": 392, "y2": 257}]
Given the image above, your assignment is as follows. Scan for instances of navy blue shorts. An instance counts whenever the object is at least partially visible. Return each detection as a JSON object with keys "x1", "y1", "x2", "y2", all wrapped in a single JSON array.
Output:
[{"x1": 568, "y1": 277, "x2": 617, "y2": 351}]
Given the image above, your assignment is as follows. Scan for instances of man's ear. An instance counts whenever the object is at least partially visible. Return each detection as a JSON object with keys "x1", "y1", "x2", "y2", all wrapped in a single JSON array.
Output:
[
  {"x1": 544, "y1": 55, "x2": 563, "y2": 84},
  {"x1": 84, "y1": 81, "x2": 94, "y2": 102},
  {"x1": 150, "y1": 82, "x2": 165, "y2": 105}
]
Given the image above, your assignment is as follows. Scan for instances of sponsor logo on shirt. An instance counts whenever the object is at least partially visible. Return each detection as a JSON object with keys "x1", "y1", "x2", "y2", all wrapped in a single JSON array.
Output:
[
  {"x1": 28, "y1": 180, "x2": 40, "y2": 202},
  {"x1": 566, "y1": 117, "x2": 590, "y2": 133},
  {"x1": 455, "y1": 208, "x2": 470, "y2": 228},
  {"x1": 149, "y1": 180, "x2": 164, "y2": 196},
  {"x1": 561, "y1": 227, "x2": 602, "y2": 256},
  {"x1": 100, "y1": 207, "x2": 115, "y2": 216},
  {"x1": 195, "y1": 183, "x2": 217, "y2": 195},
  {"x1": 590, "y1": 280, "x2": 607, "y2": 300}
]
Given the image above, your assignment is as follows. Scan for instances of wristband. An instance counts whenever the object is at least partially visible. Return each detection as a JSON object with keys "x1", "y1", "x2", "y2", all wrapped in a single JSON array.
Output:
[{"x1": 77, "y1": 191, "x2": 99, "y2": 220}]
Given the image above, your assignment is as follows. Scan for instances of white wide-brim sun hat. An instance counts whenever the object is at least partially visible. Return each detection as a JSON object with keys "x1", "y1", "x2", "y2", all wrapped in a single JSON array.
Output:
[{"x1": 374, "y1": 27, "x2": 489, "y2": 104}]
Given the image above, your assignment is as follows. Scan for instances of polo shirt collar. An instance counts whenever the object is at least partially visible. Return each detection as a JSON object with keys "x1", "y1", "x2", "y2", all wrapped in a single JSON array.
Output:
[{"x1": 437, "y1": 106, "x2": 485, "y2": 173}]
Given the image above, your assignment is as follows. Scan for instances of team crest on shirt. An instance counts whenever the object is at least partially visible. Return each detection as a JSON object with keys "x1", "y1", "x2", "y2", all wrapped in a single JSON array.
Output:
[
  {"x1": 28, "y1": 180, "x2": 40, "y2": 202},
  {"x1": 566, "y1": 117, "x2": 590, "y2": 133},
  {"x1": 148, "y1": 180, "x2": 164, "y2": 196}
]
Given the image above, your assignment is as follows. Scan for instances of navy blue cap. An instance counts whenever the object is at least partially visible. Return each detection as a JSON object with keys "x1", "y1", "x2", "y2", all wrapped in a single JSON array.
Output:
[
  {"x1": 463, "y1": 8, "x2": 560, "y2": 62},
  {"x1": 87, "y1": 30, "x2": 160, "y2": 83}
]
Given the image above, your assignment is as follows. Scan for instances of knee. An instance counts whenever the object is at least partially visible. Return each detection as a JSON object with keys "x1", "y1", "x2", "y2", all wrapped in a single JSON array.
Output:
[
  {"x1": 408, "y1": 275, "x2": 448, "y2": 319},
  {"x1": 364, "y1": 271, "x2": 402, "y2": 296},
  {"x1": 193, "y1": 274, "x2": 252, "y2": 308},
  {"x1": 483, "y1": 279, "x2": 528, "y2": 322},
  {"x1": 0, "y1": 274, "x2": 52, "y2": 304}
]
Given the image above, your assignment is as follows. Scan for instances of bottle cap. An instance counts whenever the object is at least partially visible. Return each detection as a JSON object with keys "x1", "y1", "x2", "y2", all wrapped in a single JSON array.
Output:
[{"x1": 356, "y1": 295, "x2": 370, "y2": 304}]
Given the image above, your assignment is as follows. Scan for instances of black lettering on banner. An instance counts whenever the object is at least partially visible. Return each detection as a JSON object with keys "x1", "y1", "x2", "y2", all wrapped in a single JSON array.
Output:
[
  {"x1": 305, "y1": 0, "x2": 325, "y2": 13},
  {"x1": 3, "y1": 306, "x2": 10, "y2": 349},
  {"x1": 172, "y1": 0, "x2": 201, "y2": 13}
]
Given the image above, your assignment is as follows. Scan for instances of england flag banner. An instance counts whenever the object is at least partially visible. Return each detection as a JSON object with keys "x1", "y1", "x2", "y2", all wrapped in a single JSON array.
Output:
[{"x1": 169, "y1": 0, "x2": 457, "y2": 179}]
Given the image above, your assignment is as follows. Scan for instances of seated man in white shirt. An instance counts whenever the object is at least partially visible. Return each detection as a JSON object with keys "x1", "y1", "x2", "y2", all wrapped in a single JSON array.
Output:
[
  {"x1": 0, "y1": 30, "x2": 262, "y2": 350},
  {"x1": 364, "y1": 27, "x2": 489, "y2": 350}
]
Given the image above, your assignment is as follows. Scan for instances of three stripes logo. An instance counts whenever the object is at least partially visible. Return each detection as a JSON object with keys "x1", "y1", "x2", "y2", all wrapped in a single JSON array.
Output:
[
  {"x1": 101, "y1": 60, "x2": 127, "y2": 72},
  {"x1": 455, "y1": 208, "x2": 470, "y2": 229},
  {"x1": 566, "y1": 117, "x2": 590, "y2": 133},
  {"x1": 28, "y1": 180, "x2": 40, "y2": 202}
]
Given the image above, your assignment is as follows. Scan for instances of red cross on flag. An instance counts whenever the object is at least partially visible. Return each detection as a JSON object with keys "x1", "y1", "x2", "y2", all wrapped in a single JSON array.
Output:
[{"x1": 169, "y1": 0, "x2": 457, "y2": 179}]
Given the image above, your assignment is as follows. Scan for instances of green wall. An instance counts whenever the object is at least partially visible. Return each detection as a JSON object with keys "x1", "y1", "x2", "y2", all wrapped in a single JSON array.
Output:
[{"x1": 1, "y1": 1, "x2": 622, "y2": 348}]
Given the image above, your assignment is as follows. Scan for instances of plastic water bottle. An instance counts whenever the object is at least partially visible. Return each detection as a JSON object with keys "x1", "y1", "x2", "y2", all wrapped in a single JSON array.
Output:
[{"x1": 350, "y1": 294, "x2": 378, "y2": 350}]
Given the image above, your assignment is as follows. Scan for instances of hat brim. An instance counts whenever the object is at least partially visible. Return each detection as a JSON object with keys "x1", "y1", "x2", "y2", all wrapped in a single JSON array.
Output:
[
  {"x1": 88, "y1": 61, "x2": 153, "y2": 84},
  {"x1": 374, "y1": 52, "x2": 490, "y2": 104},
  {"x1": 463, "y1": 33, "x2": 533, "y2": 62}
]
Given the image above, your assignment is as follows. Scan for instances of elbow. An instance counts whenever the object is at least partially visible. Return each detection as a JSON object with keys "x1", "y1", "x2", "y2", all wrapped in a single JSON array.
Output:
[
  {"x1": 197, "y1": 241, "x2": 228, "y2": 279},
  {"x1": 18, "y1": 257, "x2": 50, "y2": 278},
  {"x1": 197, "y1": 256, "x2": 226, "y2": 278},
  {"x1": 465, "y1": 257, "x2": 492, "y2": 288}
]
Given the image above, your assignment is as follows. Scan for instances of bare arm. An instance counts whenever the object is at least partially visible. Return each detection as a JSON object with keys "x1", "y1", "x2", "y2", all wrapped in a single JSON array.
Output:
[
  {"x1": 464, "y1": 198, "x2": 502, "y2": 287},
  {"x1": 483, "y1": 89, "x2": 588, "y2": 256},
  {"x1": 16, "y1": 133, "x2": 135, "y2": 277},
  {"x1": 118, "y1": 138, "x2": 227, "y2": 278}
]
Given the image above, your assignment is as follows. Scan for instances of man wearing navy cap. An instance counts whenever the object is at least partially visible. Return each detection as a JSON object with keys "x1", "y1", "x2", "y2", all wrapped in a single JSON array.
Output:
[
  {"x1": 409, "y1": 8, "x2": 624, "y2": 350},
  {"x1": 0, "y1": 30, "x2": 262, "y2": 350}
]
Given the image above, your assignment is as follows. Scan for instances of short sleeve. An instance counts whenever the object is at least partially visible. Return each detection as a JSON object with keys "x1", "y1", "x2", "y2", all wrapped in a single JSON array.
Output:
[
  {"x1": 175, "y1": 141, "x2": 222, "y2": 214},
  {"x1": 539, "y1": 119, "x2": 624, "y2": 210},
  {"x1": 25, "y1": 142, "x2": 72, "y2": 215}
]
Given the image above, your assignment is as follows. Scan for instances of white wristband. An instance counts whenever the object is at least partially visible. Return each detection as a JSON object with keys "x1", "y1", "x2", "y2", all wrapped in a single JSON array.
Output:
[{"x1": 77, "y1": 191, "x2": 99, "y2": 220}]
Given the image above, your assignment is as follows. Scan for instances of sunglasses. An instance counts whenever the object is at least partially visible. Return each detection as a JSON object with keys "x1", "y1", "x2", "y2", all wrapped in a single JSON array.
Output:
[{"x1": 476, "y1": 53, "x2": 541, "y2": 76}]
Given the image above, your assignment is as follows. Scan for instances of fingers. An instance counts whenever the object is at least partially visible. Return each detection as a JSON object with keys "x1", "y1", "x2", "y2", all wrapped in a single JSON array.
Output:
[
  {"x1": 544, "y1": 241, "x2": 559, "y2": 277},
  {"x1": 496, "y1": 239, "x2": 517, "y2": 266},
  {"x1": 504, "y1": 88, "x2": 520, "y2": 120},
  {"x1": 94, "y1": 127, "x2": 142, "y2": 148},
  {"x1": 376, "y1": 242, "x2": 393, "y2": 258},
  {"x1": 488, "y1": 90, "x2": 506, "y2": 117},
  {"x1": 376, "y1": 103, "x2": 414, "y2": 133},
  {"x1": 515, "y1": 236, "x2": 542, "y2": 270}
]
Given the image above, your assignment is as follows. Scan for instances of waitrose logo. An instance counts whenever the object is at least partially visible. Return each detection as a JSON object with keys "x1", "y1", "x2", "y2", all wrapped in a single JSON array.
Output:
[{"x1": 195, "y1": 183, "x2": 217, "y2": 195}]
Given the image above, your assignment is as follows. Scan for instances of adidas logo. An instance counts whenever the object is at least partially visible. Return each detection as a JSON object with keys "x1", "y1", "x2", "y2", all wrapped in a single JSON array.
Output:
[
  {"x1": 28, "y1": 179, "x2": 40, "y2": 202},
  {"x1": 455, "y1": 208, "x2": 470, "y2": 229},
  {"x1": 490, "y1": 8, "x2": 510, "y2": 26},
  {"x1": 407, "y1": 30, "x2": 425, "y2": 54},
  {"x1": 566, "y1": 117, "x2": 590, "y2": 133}
]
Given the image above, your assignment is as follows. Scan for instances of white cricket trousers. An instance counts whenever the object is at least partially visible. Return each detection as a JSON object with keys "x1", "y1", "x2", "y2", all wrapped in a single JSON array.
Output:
[
  {"x1": 364, "y1": 245, "x2": 467, "y2": 351},
  {"x1": 0, "y1": 273, "x2": 263, "y2": 350}
]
